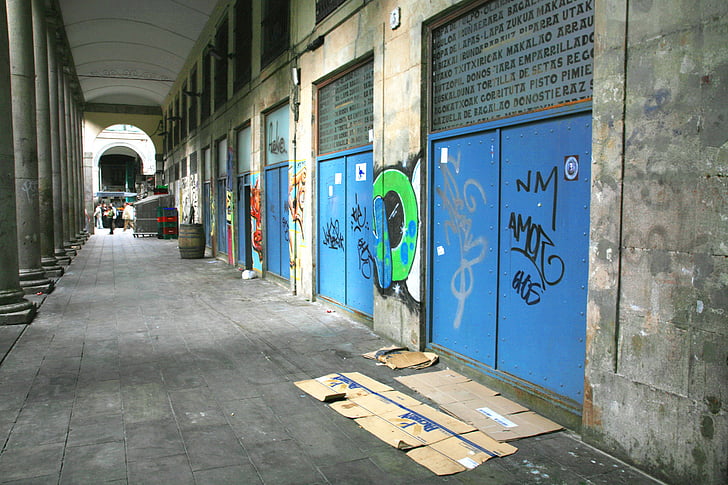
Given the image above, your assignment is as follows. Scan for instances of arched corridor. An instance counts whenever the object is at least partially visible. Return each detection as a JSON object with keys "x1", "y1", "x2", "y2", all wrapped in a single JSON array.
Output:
[{"x1": 0, "y1": 0, "x2": 725, "y2": 482}]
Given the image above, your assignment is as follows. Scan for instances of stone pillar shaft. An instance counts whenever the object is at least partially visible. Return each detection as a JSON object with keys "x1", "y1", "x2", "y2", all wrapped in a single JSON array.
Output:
[
  {"x1": 32, "y1": 0, "x2": 61, "y2": 276},
  {"x1": 57, "y1": 67, "x2": 72, "y2": 249},
  {"x1": 0, "y1": 1, "x2": 36, "y2": 323},
  {"x1": 6, "y1": 0, "x2": 53, "y2": 294},
  {"x1": 46, "y1": 22, "x2": 69, "y2": 264}
]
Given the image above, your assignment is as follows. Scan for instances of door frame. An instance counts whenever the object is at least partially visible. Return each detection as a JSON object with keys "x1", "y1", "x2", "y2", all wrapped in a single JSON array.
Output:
[{"x1": 426, "y1": 102, "x2": 592, "y2": 418}]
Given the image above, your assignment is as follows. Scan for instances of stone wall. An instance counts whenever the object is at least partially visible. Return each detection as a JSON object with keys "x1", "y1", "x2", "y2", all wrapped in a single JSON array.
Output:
[{"x1": 587, "y1": 1, "x2": 727, "y2": 483}]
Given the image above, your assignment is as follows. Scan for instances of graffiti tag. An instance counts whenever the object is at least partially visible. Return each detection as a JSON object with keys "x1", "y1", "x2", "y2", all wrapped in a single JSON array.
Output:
[
  {"x1": 436, "y1": 158, "x2": 488, "y2": 329},
  {"x1": 511, "y1": 270, "x2": 542, "y2": 305},
  {"x1": 350, "y1": 194, "x2": 368, "y2": 233},
  {"x1": 268, "y1": 121, "x2": 287, "y2": 154},
  {"x1": 357, "y1": 238, "x2": 374, "y2": 279},
  {"x1": 509, "y1": 166, "x2": 564, "y2": 304},
  {"x1": 507, "y1": 212, "x2": 565, "y2": 287},
  {"x1": 322, "y1": 219, "x2": 344, "y2": 250}
]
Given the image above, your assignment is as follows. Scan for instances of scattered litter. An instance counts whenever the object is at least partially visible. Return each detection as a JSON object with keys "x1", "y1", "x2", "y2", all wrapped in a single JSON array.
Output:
[
  {"x1": 326, "y1": 310, "x2": 333, "y2": 313},
  {"x1": 396, "y1": 370, "x2": 562, "y2": 441},
  {"x1": 241, "y1": 270, "x2": 258, "y2": 279},
  {"x1": 207, "y1": 260, "x2": 219, "y2": 264},
  {"x1": 363, "y1": 345, "x2": 438, "y2": 370},
  {"x1": 294, "y1": 372, "x2": 516, "y2": 475},
  {"x1": 35, "y1": 292, "x2": 44, "y2": 295}
]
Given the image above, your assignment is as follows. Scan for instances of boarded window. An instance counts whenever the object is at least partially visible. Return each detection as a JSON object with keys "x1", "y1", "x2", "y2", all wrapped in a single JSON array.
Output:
[
  {"x1": 189, "y1": 66, "x2": 198, "y2": 131},
  {"x1": 214, "y1": 18, "x2": 229, "y2": 111},
  {"x1": 201, "y1": 53, "x2": 212, "y2": 121},
  {"x1": 261, "y1": 0, "x2": 289, "y2": 67},
  {"x1": 316, "y1": 0, "x2": 346, "y2": 24},
  {"x1": 430, "y1": 0, "x2": 594, "y2": 132},
  {"x1": 234, "y1": 0, "x2": 252, "y2": 91},
  {"x1": 317, "y1": 61, "x2": 374, "y2": 155}
]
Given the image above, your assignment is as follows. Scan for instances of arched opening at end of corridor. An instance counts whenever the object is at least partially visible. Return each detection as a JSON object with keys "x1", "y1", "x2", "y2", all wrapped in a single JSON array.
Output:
[{"x1": 93, "y1": 124, "x2": 157, "y2": 205}]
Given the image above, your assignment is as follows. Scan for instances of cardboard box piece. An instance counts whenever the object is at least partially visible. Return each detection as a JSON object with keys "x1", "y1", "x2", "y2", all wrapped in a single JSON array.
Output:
[
  {"x1": 362, "y1": 346, "x2": 439, "y2": 369},
  {"x1": 396, "y1": 370, "x2": 562, "y2": 441},
  {"x1": 295, "y1": 372, "x2": 517, "y2": 475}
]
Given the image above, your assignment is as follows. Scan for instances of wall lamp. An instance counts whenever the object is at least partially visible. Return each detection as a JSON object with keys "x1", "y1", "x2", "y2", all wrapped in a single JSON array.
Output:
[
  {"x1": 167, "y1": 116, "x2": 182, "y2": 122},
  {"x1": 183, "y1": 90, "x2": 201, "y2": 97},
  {"x1": 305, "y1": 35, "x2": 324, "y2": 52},
  {"x1": 206, "y1": 43, "x2": 234, "y2": 60}
]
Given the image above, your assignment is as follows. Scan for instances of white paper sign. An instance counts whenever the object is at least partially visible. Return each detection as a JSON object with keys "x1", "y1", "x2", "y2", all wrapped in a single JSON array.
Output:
[
  {"x1": 436, "y1": 245, "x2": 445, "y2": 256},
  {"x1": 335, "y1": 173, "x2": 342, "y2": 185},
  {"x1": 328, "y1": 185, "x2": 333, "y2": 197},
  {"x1": 440, "y1": 147, "x2": 449, "y2": 164},
  {"x1": 356, "y1": 163, "x2": 367, "y2": 181},
  {"x1": 476, "y1": 407, "x2": 518, "y2": 428}
]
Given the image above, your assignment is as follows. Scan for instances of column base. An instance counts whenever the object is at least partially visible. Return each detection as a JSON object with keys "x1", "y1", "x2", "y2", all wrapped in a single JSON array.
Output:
[
  {"x1": 63, "y1": 242, "x2": 78, "y2": 257},
  {"x1": 0, "y1": 290, "x2": 36, "y2": 325},
  {"x1": 54, "y1": 250, "x2": 72, "y2": 266},
  {"x1": 19, "y1": 269, "x2": 55, "y2": 295},
  {"x1": 41, "y1": 257, "x2": 64, "y2": 278}
]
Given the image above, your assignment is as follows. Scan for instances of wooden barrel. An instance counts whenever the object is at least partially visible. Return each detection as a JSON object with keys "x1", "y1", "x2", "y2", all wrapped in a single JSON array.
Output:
[{"x1": 178, "y1": 224, "x2": 205, "y2": 259}]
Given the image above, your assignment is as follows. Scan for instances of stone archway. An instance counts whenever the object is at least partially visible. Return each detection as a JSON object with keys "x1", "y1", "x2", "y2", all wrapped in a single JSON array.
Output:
[{"x1": 91, "y1": 124, "x2": 156, "y2": 202}]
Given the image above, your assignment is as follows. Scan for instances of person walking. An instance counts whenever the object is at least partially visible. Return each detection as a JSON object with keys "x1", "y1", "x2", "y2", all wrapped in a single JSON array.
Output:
[
  {"x1": 94, "y1": 203, "x2": 104, "y2": 229},
  {"x1": 106, "y1": 204, "x2": 117, "y2": 235},
  {"x1": 122, "y1": 202, "x2": 135, "y2": 231}
]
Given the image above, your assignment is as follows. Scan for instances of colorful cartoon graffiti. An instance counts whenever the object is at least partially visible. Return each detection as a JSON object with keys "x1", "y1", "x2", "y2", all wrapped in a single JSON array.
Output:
[
  {"x1": 371, "y1": 156, "x2": 421, "y2": 310},
  {"x1": 288, "y1": 161, "x2": 306, "y2": 276},
  {"x1": 289, "y1": 161, "x2": 306, "y2": 240},
  {"x1": 226, "y1": 146, "x2": 235, "y2": 264},
  {"x1": 250, "y1": 172, "x2": 263, "y2": 271}
]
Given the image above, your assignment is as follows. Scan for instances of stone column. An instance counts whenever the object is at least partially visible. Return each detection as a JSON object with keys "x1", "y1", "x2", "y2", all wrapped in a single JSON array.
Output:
[
  {"x1": 57, "y1": 68, "x2": 74, "y2": 253},
  {"x1": 47, "y1": 21, "x2": 70, "y2": 265},
  {"x1": 0, "y1": 2, "x2": 37, "y2": 325},
  {"x1": 6, "y1": 0, "x2": 53, "y2": 294},
  {"x1": 72, "y1": 100, "x2": 87, "y2": 239},
  {"x1": 64, "y1": 75, "x2": 81, "y2": 246},
  {"x1": 32, "y1": 0, "x2": 62, "y2": 277}
]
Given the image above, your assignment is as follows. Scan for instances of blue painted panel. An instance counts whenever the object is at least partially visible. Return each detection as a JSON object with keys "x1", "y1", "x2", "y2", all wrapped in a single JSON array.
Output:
[
  {"x1": 345, "y1": 152, "x2": 373, "y2": 315},
  {"x1": 430, "y1": 131, "x2": 500, "y2": 366},
  {"x1": 279, "y1": 166, "x2": 290, "y2": 280},
  {"x1": 216, "y1": 179, "x2": 228, "y2": 254},
  {"x1": 497, "y1": 112, "x2": 591, "y2": 402},
  {"x1": 265, "y1": 166, "x2": 282, "y2": 277},
  {"x1": 203, "y1": 182, "x2": 211, "y2": 247},
  {"x1": 317, "y1": 157, "x2": 346, "y2": 303}
]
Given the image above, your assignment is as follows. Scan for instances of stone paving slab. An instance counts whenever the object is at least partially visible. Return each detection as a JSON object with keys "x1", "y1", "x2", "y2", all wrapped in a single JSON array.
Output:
[{"x1": 0, "y1": 232, "x2": 665, "y2": 484}]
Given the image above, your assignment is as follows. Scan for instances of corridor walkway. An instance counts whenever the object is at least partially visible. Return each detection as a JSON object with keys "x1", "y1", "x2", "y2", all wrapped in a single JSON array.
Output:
[{"x1": 0, "y1": 231, "x2": 662, "y2": 484}]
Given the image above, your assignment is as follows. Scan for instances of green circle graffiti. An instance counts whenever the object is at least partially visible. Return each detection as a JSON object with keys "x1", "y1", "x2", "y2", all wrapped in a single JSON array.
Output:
[{"x1": 372, "y1": 169, "x2": 418, "y2": 284}]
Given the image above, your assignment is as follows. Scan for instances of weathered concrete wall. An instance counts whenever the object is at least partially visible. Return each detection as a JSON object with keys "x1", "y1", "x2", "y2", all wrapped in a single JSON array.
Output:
[{"x1": 587, "y1": 1, "x2": 727, "y2": 483}]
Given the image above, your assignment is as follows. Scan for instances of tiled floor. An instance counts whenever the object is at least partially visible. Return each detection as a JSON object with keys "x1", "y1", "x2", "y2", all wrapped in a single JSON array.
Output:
[{"x1": 0, "y1": 230, "x2": 663, "y2": 484}]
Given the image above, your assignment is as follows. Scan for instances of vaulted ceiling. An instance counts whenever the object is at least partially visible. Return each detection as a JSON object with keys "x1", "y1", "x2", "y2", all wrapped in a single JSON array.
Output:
[{"x1": 56, "y1": 0, "x2": 218, "y2": 107}]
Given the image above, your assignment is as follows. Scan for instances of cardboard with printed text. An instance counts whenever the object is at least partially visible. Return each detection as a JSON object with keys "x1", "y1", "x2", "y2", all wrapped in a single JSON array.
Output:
[
  {"x1": 397, "y1": 370, "x2": 563, "y2": 441},
  {"x1": 297, "y1": 371, "x2": 518, "y2": 475}
]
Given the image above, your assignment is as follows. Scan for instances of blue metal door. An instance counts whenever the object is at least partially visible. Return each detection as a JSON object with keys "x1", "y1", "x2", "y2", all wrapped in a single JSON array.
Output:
[
  {"x1": 429, "y1": 111, "x2": 591, "y2": 404},
  {"x1": 431, "y1": 131, "x2": 500, "y2": 366},
  {"x1": 317, "y1": 151, "x2": 373, "y2": 315},
  {"x1": 216, "y1": 179, "x2": 228, "y2": 255},
  {"x1": 203, "y1": 182, "x2": 211, "y2": 248},
  {"x1": 265, "y1": 163, "x2": 289, "y2": 279},
  {"x1": 345, "y1": 152, "x2": 374, "y2": 315},
  {"x1": 497, "y1": 113, "x2": 591, "y2": 402},
  {"x1": 317, "y1": 157, "x2": 346, "y2": 304}
]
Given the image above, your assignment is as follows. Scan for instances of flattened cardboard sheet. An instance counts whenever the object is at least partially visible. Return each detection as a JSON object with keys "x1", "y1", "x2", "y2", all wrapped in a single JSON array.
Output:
[
  {"x1": 407, "y1": 430, "x2": 517, "y2": 475},
  {"x1": 297, "y1": 372, "x2": 517, "y2": 475},
  {"x1": 397, "y1": 370, "x2": 563, "y2": 441},
  {"x1": 363, "y1": 346, "x2": 438, "y2": 369},
  {"x1": 294, "y1": 372, "x2": 392, "y2": 401}
]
